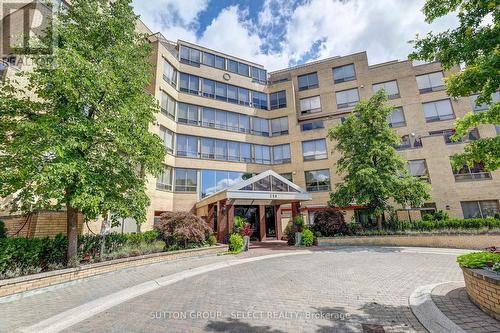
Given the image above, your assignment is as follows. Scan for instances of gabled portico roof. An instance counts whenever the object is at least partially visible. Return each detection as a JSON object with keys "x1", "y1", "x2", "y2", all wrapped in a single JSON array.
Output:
[{"x1": 195, "y1": 170, "x2": 312, "y2": 208}]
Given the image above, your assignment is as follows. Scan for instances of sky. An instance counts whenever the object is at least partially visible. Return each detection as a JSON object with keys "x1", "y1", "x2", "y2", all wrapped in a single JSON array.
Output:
[{"x1": 131, "y1": 0, "x2": 458, "y2": 72}]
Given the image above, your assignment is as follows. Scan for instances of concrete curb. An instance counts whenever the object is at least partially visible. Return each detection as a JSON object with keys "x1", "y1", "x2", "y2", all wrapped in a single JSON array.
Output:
[
  {"x1": 17, "y1": 251, "x2": 312, "y2": 333},
  {"x1": 409, "y1": 282, "x2": 467, "y2": 333}
]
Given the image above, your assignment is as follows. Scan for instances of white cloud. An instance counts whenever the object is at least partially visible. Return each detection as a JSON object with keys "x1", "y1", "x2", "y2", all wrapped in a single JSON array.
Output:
[{"x1": 133, "y1": 0, "x2": 459, "y2": 71}]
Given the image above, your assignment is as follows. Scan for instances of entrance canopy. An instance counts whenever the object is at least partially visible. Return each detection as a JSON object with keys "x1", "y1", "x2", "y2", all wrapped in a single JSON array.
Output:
[{"x1": 195, "y1": 170, "x2": 312, "y2": 208}]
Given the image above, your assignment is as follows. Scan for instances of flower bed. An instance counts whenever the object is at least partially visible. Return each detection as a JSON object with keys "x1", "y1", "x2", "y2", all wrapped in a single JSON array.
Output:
[{"x1": 458, "y1": 250, "x2": 500, "y2": 320}]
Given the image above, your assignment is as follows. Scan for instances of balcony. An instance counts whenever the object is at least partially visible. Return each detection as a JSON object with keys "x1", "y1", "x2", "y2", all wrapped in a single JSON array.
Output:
[{"x1": 454, "y1": 172, "x2": 492, "y2": 182}]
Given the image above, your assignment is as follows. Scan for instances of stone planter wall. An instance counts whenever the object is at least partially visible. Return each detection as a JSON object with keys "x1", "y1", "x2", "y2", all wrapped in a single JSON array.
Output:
[
  {"x1": 0, "y1": 244, "x2": 227, "y2": 298},
  {"x1": 462, "y1": 267, "x2": 500, "y2": 320},
  {"x1": 318, "y1": 234, "x2": 500, "y2": 249}
]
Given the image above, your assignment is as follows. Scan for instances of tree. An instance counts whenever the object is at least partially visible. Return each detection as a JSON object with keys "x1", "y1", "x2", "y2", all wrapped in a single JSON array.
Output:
[
  {"x1": 409, "y1": 0, "x2": 499, "y2": 170},
  {"x1": 0, "y1": 0, "x2": 165, "y2": 262},
  {"x1": 328, "y1": 91, "x2": 431, "y2": 229}
]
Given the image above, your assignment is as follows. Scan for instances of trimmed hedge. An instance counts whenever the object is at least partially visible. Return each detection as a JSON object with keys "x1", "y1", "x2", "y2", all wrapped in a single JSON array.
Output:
[
  {"x1": 457, "y1": 252, "x2": 500, "y2": 270},
  {"x1": 384, "y1": 218, "x2": 500, "y2": 232}
]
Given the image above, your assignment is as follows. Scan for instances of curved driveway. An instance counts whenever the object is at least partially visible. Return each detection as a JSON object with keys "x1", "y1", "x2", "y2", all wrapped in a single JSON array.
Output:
[{"x1": 60, "y1": 247, "x2": 466, "y2": 333}]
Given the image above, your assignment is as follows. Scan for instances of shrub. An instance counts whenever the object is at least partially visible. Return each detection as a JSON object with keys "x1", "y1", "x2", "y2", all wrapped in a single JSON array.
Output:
[
  {"x1": 233, "y1": 216, "x2": 246, "y2": 233},
  {"x1": 241, "y1": 223, "x2": 252, "y2": 237},
  {"x1": 228, "y1": 233, "x2": 244, "y2": 253},
  {"x1": 457, "y1": 251, "x2": 500, "y2": 269},
  {"x1": 422, "y1": 210, "x2": 449, "y2": 221},
  {"x1": 310, "y1": 210, "x2": 348, "y2": 236},
  {"x1": 207, "y1": 234, "x2": 217, "y2": 246},
  {"x1": 302, "y1": 229, "x2": 314, "y2": 247},
  {"x1": 294, "y1": 215, "x2": 305, "y2": 232},
  {"x1": 0, "y1": 220, "x2": 7, "y2": 239},
  {"x1": 142, "y1": 230, "x2": 160, "y2": 243},
  {"x1": 155, "y1": 211, "x2": 213, "y2": 248}
]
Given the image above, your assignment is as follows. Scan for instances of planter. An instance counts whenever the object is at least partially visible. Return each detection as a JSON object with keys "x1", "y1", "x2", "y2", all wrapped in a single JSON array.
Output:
[
  {"x1": 243, "y1": 236, "x2": 250, "y2": 251},
  {"x1": 461, "y1": 266, "x2": 500, "y2": 320},
  {"x1": 295, "y1": 232, "x2": 303, "y2": 246}
]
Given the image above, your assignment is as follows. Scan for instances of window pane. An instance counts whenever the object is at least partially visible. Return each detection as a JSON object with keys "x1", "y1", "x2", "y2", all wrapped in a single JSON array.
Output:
[
  {"x1": 215, "y1": 82, "x2": 227, "y2": 101},
  {"x1": 240, "y1": 143, "x2": 252, "y2": 162},
  {"x1": 201, "y1": 138, "x2": 215, "y2": 159},
  {"x1": 305, "y1": 169, "x2": 330, "y2": 192},
  {"x1": 238, "y1": 62, "x2": 249, "y2": 76},
  {"x1": 417, "y1": 72, "x2": 444, "y2": 93},
  {"x1": 202, "y1": 79, "x2": 215, "y2": 98},
  {"x1": 215, "y1": 56, "x2": 225, "y2": 69},
  {"x1": 270, "y1": 90, "x2": 287, "y2": 109},
  {"x1": 227, "y1": 85, "x2": 238, "y2": 104},
  {"x1": 408, "y1": 160, "x2": 427, "y2": 177},
  {"x1": 215, "y1": 140, "x2": 227, "y2": 160},
  {"x1": 228, "y1": 141, "x2": 240, "y2": 161},
  {"x1": 388, "y1": 108, "x2": 405, "y2": 127},
  {"x1": 301, "y1": 120, "x2": 324, "y2": 131},
  {"x1": 175, "y1": 168, "x2": 197, "y2": 192},
  {"x1": 336, "y1": 89, "x2": 359, "y2": 108},
  {"x1": 298, "y1": 72, "x2": 318, "y2": 90},
  {"x1": 300, "y1": 96, "x2": 321, "y2": 114},
  {"x1": 461, "y1": 201, "x2": 481, "y2": 219},
  {"x1": 480, "y1": 201, "x2": 499, "y2": 218},
  {"x1": 333, "y1": 64, "x2": 355, "y2": 83},
  {"x1": 238, "y1": 88, "x2": 249, "y2": 105},
  {"x1": 227, "y1": 112, "x2": 239, "y2": 131},
  {"x1": 202, "y1": 108, "x2": 215, "y2": 127},
  {"x1": 201, "y1": 170, "x2": 216, "y2": 197},
  {"x1": 228, "y1": 59, "x2": 238, "y2": 73},
  {"x1": 203, "y1": 52, "x2": 215, "y2": 67},
  {"x1": 239, "y1": 115, "x2": 250, "y2": 133},
  {"x1": 156, "y1": 165, "x2": 172, "y2": 191},
  {"x1": 215, "y1": 110, "x2": 226, "y2": 129}
]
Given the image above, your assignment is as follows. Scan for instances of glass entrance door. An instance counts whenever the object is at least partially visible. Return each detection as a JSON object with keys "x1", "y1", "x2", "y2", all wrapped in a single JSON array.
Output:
[
  {"x1": 234, "y1": 205, "x2": 259, "y2": 240},
  {"x1": 265, "y1": 206, "x2": 276, "y2": 238}
]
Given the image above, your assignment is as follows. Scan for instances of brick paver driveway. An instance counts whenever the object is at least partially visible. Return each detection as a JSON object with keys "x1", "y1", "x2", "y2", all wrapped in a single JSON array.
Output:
[{"x1": 58, "y1": 247, "x2": 465, "y2": 333}]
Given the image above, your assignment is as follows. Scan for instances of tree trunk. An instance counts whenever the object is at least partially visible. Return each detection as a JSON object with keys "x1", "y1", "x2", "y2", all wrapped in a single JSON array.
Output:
[
  {"x1": 376, "y1": 215, "x2": 383, "y2": 230},
  {"x1": 66, "y1": 204, "x2": 79, "y2": 265}
]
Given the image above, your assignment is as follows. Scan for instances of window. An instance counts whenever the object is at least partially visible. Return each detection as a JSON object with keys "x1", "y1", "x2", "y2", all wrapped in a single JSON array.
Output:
[
  {"x1": 215, "y1": 110, "x2": 226, "y2": 130},
  {"x1": 301, "y1": 120, "x2": 324, "y2": 131},
  {"x1": 238, "y1": 87, "x2": 250, "y2": 106},
  {"x1": 305, "y1": 169, "x2": 331, "y2": 192},
  {"x1": 407, "y1": 159, "x2": 429, "y2": 182},
  {"x1": 202, "y1": 79, "x2": 215, "y2": 98},
  {"x1": 202, "y1": 108, "x2": 215, "y2": 127},
  {"x1": 227, "y1": 112, "x2": 239, "y2": 131},
  {"x1": 156, "y1": 165, "x2": 173, "y2": 191},
  {"x1": 227, "y1": 141, "x2": 240, "y2": 161},
  {"x1": 302, "y1": 139, "x2": 327, "y2": 161},
  {"x1": 416, "y1": 72, "x2": 445, "y2": 93},
  {"x1": 215, "y1": 140, "x2": 227, "y2": 160},
  {"x1": 336, "y1": 88, "x2": 359, "y2": 109},
  {"x1": 238, "y1": 62, "x2": 249, "y2": 76},
  {"x1": 396, "y1": 134, "x2": 422, "y2": 150},
  {"x1": 272, "y1": 144, "x2": 291, "y2": 164},
  {"x1": 215, "y1": 82, "x2": 227, "y2": 101},
  {"x1": 201, "y1": 170, "x2": 244, "y2": 198},
  {"x1": 177, "y1": 103, "x2": 198, "y2": 125},
  {"x1": 176, "y1": 134, "x2": 198, "y2": 158},
  {"x1": 201, "y1": 138, "x2": 215, "y2": 159},
  {"x1": 280, "y1": 173, "x2": 293, "y2": 182},
  {"x1": 175, "y1": 168, "x2": 197, "y2": 192},
  {"x1": 240, "y1": 143, "x2": 252, "y2": 163},
  {"x1": 300, "y1": 96, "x2": 321, "y2": 114},
  {"x1": 163, "y1": 61, "x2": 177, "y2": 87},
  {"x1": 298, "y1": 72, "x2": 319, "y2": 91},
  {"x1": 179, "y1": 46, "x2": 200, "y2": 66},
  {"x1": 387, "y1": 108, "x2": 406, "y2": 128},
  {"x1": 227, "y1": 59, "x2": 238, "y2": 73},
  {"x1": 461, "y1": 200, "x2": 499, "y2": 219},
  {"x1": 453, "y1": 162, "x2": 491, "y2": 181},
  {"x1": 227, "y1": 85, "x2": 238, "y2": 104},
  {"x1": 333, "y1": 64, "x2": 356, "y2": 83},
  {"x1": 271, "y1": 117, "x2": 289, "y2": 136},
  {"x1": 252, "y1": 67, "x2": 267, "y2": 84},
  {"x1": 202, "y1": 52, "x2": 215, "y2": 67},
  {"x1": 442, "y1": 128, "x2": 479, "y2": 144},
  {"x1": 179, "y1": 73, "x2": 199, "y2": 95},
  {"x1": 159, "y1": 126, "x2": 174, "y2": 153},
  {"x1": 254, "y1": 145, "x2": 271, "y2": 164},
  {"x1": 252, "y1": 91, "x2": 268, "y2": 110},
  {"x1": 270, "y1": 90, "x2": 287, "y2": 109},
  {"x1": 423, "y1": 99, "x2": 454, "y2": 122},
  {"x1": 160, "y1": 91, "x2": 176, "y2": 119},
  {"x1": 252, "y1": 118, "x2": 269, "y2": 137},
  {"x1": 469, "y1": 92, "x2": 500, "y2": 112},
  {"x1": 239, "y1": 114, "x2": 250, "y2": 133},
  {"x1": 373, "y1": 80, "x2": 399, "y2": 99},
  {"x1": 215, "y1": 55, "x2": 225, "y2": 69}
]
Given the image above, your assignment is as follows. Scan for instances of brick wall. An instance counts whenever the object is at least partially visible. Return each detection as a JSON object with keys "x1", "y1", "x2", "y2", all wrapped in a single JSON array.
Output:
[
  {"x1": 462, "y1": 267, "x2": 500, "y2": 320},
  {"x1": 1, "y1": 211, "x2": 84, "y2": 238},
  {"x1": 318, "y1": 234, "x2": 500, "y2": 249}
]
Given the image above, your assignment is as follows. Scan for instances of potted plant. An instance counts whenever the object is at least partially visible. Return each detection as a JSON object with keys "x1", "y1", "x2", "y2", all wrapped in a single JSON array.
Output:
[
  {"x1": 241, "y1": 223, "x2": 252, "y2": 251},
  {"x1": 294, "y1": 215, "x2": 305, "y2": 246}
]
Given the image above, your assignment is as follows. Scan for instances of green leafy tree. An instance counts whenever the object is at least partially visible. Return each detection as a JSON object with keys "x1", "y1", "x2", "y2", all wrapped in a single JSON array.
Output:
[
  {"x1": 0, "y1": 0, "x2": 164, "y2": 261},
  {"x1": 328, "y1": 91, "x2": 431, "y2": 229},
  {"x1": 409, "y1": 0, "x2": 499, "y2": 170}
]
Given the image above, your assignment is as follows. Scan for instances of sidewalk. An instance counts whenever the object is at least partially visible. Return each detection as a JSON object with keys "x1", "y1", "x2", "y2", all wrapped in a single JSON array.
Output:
[{"x1": 0, "y1": 254, "x2": 232, "y2": 333}]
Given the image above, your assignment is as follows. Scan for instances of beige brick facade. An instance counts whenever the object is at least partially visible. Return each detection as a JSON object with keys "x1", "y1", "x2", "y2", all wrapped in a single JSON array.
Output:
[{"x1": 462, "y1": 267, "x2": 500, "y2": 320}]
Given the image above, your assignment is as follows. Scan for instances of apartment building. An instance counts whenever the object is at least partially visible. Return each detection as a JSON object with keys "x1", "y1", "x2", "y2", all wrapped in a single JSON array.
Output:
[
  {"x1": 137, "y1": 27, "x2": 500, "y2": 241},
  {"x1": 2, "y1": 12, "x2": 499, "y2": 240}
]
